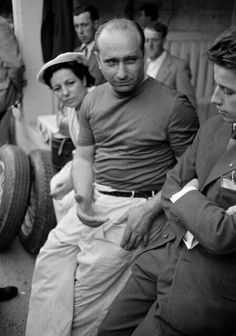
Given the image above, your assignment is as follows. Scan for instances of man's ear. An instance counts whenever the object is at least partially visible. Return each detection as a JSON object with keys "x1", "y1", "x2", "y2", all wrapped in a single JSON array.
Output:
[
  {"x1": 95, "y1": 51, "x2": 101, "y2": 69},
  {"x1": 163, "y1": 37, "x2": 167, "y2": 48},
  {"x1": 82, "y1": 76, "x2": 87, "y2": 87},
  {"x1": 94, "y1": 20, "x2": 99, "y2": 31}
]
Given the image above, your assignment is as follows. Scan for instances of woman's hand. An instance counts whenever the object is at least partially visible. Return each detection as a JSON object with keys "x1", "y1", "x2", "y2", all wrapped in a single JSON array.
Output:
[
  {"x1": 50, "y1": 161, "x2": 73, "y2": 199},
  {"x1": 50, "y1": 180, "x2": 73, "y2": 199}
]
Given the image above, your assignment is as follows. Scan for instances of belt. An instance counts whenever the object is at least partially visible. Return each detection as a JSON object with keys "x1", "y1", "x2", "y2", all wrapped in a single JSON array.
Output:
[{"x1": 98, "y1": 189, "x2": 158, "y2": 198}]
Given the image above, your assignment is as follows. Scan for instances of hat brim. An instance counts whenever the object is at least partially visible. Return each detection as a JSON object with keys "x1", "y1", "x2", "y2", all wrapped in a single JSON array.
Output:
[{"x1": 37, "y1": 52, "x2": 86, "y2": 85}]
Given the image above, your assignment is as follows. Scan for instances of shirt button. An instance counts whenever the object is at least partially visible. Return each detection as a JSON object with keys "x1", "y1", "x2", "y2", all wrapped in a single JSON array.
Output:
[
  {"x1": 175, "y1": 217, "x2": 180, "y2": 223},
  {"x1": 163, "y1": 233, "x2": 169, "y2": 239}
]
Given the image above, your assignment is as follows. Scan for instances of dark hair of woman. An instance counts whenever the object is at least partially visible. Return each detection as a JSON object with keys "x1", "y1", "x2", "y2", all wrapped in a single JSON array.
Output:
[{"x1": 43, "y1": 61, "x2": 95, "y2": 88}]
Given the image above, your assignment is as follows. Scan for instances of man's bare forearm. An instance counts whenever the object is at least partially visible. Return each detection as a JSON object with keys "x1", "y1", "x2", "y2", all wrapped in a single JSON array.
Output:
[{"x1": 72, "y1": 147, "x2": 94, "y2": 203}]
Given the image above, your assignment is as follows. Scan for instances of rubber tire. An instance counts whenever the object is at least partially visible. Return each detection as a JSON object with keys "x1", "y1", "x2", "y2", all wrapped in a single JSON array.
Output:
[
  {"x1": 0, "y1": 144, "x2": 30, "y2": 250},
  {"x1": 7, "y1": 110, "x2": 16, "y2": 145},
  {"x1": 19, "y1": 149, "x2": 57, "y2": 254}
]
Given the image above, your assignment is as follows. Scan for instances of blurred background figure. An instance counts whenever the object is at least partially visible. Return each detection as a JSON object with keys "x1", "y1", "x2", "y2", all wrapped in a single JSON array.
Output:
[
  {"x1": 144, "y1": 22, "x2": 196, "y2": 107},
  {"x1": 0, "y1": 15, "x2": 25, "y2": 123},
  {"x1": 73, "y1": 5, "x2": 105, "y2": 85},
  {"x1": 138, "y1": 2, "x2": 159, "y2": 28},
  {"x1": 41, "y1": 0, "x2": 76, "y2": 63}
]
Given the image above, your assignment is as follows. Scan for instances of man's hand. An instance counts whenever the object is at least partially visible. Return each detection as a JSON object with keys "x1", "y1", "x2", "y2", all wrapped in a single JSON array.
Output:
[
  {"x1": 114, "y1": 203, "x2": 154, "y2": 251},
  {"x1": 76, "y1": 200, "x2": 109, "y2": 227}
]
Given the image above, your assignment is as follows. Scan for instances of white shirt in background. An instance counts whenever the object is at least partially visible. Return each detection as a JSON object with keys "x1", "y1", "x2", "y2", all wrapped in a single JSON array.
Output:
[{"x1": 146, "y1": 50, "x2": 167, "y2": 78}]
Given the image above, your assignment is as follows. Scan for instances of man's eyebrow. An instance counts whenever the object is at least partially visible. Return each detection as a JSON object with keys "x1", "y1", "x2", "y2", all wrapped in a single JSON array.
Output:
[
  {"x1": 104, "y1": 57, "x2": 118, "y2": 62},
  {"x1": 104, "y1": 55, "x2": 138, "y2": 62},
  {"x1": 218, "y1": 83, "x2": 236, "y2": 92}
]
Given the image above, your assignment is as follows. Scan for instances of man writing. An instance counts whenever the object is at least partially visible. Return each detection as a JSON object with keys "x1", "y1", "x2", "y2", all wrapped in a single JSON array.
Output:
[
  {"x1": 26, "y1": 18, "x2": 198, "y2": 336},
  {"x1": 98, "y1": 26, "x2": 236, "y2": 336}
]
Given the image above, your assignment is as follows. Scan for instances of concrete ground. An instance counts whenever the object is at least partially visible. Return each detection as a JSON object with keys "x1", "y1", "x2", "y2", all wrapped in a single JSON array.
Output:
[{"x1": 0, "y1": 237, "x2": 36, "y2": 336}]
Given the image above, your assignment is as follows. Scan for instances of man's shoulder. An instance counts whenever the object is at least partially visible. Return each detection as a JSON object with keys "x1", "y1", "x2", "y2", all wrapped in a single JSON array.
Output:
[
  {"x1": 89, "y1": 82, "x2": 109, "y2": 94},
  {"x1": 165, "y1": 52, "x2": 188, "y2": 68},
  {"x1": 145, "y1": 76, "x2": 176, "y2": 95},
  {"x1": 83, "y1": 82, "x2": 109, "y2": 104},
  {"x1": 199, "y1": 114, "x2": 224, "y2": 134},
  {"x1": 73, "y1": 46, "x2": 80, "y2": 52},
  {"x1": 145, "y1": 77, "x2": 189, "y2": 104},
  {"x1": 144, "y1": 77, "x2": 197, "y2": 124}
]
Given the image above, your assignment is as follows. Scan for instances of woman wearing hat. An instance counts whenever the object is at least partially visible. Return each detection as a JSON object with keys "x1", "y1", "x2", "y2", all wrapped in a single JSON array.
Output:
[{"x1": 37, "y1": 52, "x2": 95, "y2": 221}]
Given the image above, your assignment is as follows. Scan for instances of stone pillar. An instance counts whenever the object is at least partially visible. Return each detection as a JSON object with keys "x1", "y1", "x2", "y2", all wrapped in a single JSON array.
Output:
[{"x1": 12, "y1": 0, "x2": 53, "y2": 151}]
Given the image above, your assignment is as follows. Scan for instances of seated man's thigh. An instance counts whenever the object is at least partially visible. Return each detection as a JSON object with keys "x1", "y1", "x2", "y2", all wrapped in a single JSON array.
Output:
[{"x1": 98, "y1": 237, "x2": 179, "y2": 336}]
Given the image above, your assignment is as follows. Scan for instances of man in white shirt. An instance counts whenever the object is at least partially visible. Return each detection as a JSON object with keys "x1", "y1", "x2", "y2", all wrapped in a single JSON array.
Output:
[
  {"x1": 73, "y1": 5, "x2": 105, "y2": 85},
  {"x1": 144, "y1": 22, "x2": 196, "y2": 107},
  {"x1": 98, "y1": 26, "x2": 236, "y2": 336}
]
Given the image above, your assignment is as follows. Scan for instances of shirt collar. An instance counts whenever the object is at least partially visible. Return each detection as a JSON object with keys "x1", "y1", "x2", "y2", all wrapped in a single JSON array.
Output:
[
  {"x1": 147, "y1": 50, "x2": 167, "y2": 65},
  {"x1": 81, "y1": 40, "x2": 95, "y2": 58}
]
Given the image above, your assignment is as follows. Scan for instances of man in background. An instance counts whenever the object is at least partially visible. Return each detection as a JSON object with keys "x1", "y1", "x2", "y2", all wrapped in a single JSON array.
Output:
[
  {"x1": 73, "y1": 5, "x2": 105, "y2": 85},
  {"x1": 144, "y1": 22, "x2": 196, "y2": 107},
  {"x1": 0, "y1": 15, "x2": 24, "y2": 121},
  {"x1": 138, "y1": 3, "x2": 159, "y2": 28}
]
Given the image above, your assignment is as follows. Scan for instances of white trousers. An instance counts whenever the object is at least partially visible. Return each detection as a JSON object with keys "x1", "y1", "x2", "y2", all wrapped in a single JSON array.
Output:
[
  {"x1": 50, "y1": 161, "x2": 74, "y2": 223},
  {"x1": 25, "y1": 187, "x2": 165, "y2": 336}
]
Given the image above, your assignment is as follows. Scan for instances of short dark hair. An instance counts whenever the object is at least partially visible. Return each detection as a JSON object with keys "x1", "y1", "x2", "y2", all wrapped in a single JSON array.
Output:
[
  {"x1": 73, "y1": 5, "x2": 99, "y2": 22},
  {"x1": 43, "y1": 61, "x2": 95, "y2": 88},
  {"x1": 146, "y1": 22, "x2": 168, "y2": 39},
  {"x1": 208, "y1": 26, "x2": 236, "y2": 69},
  {"x1": 95, "y1": 18, "x2": 145, "y2": 56},
  {"x1": 139, "y1": 3, "x2": 159, "y2": 21}
]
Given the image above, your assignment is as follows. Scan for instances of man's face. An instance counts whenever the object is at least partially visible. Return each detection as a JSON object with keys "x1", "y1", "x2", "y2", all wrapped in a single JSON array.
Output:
[
  {"x1": 211, "y1": 64, "x2": 236, "y2": 123},
  {"x1": 73, "y1": 12, "x2": 96, "y2": 45},
  {"x1": 96, "y1": 29, "x2": 145, "y2": 94},
  {"x1": 144, "y1": 28, "x2": 164, "y2": 60}
]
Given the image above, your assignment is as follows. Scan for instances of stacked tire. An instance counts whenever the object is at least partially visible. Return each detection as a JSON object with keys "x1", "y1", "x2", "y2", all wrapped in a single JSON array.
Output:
[
  {"x1": 0, "y1": 145, "x2": 57, "y2": 253},
  {"x1": 0, "y1": 145, "x2": 30, "y2": 250},
  {"x1": 19, "y1": 149, "x2": 57, "y2": 254}
]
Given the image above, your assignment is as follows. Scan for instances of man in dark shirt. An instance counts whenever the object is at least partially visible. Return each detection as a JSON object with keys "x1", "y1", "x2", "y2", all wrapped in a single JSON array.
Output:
[
  {"x1": 26, "y1": 18, "x2": 198, "y2": 336},
  {"x1": 98, "y1": 26, "x2": 236, "y2": 336}
]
